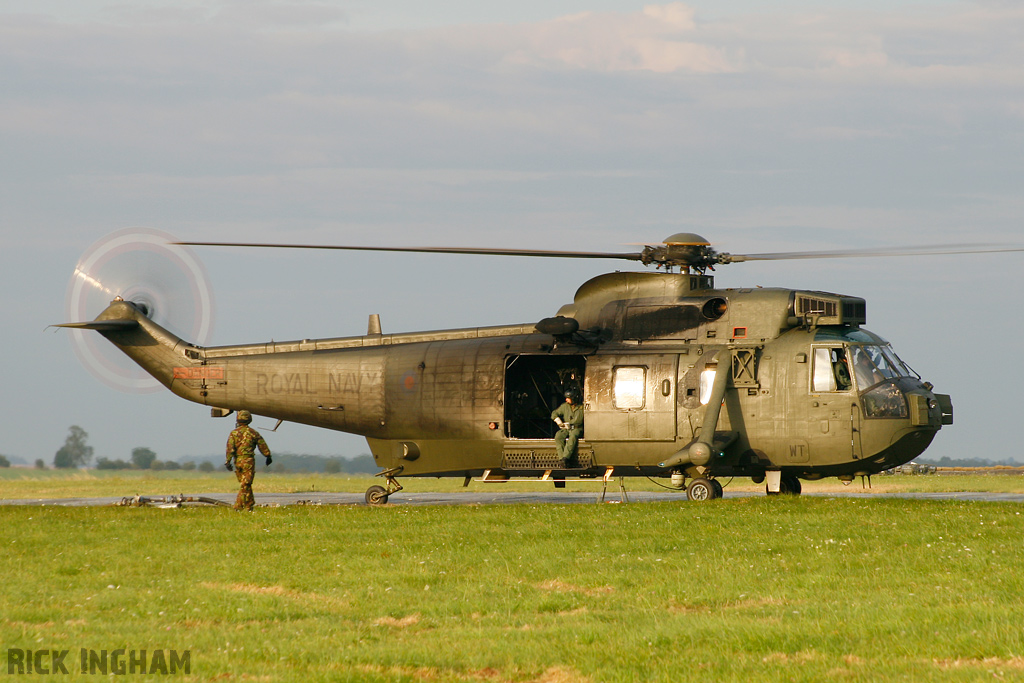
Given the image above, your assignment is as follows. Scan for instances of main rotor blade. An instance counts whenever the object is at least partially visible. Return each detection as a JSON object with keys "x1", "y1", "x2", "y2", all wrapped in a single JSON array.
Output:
[
  {"x1": 173, "y1": 241, "x2": 645, "y2": 262},
  {"x1": 726, "y1": 243, "x2": 1024, "y2": 263}
]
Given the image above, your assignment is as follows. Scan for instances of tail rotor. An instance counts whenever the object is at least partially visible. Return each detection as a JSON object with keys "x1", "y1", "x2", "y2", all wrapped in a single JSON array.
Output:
[{"x1": 64, "y1": 228, "x2": 214, "y2": 392}]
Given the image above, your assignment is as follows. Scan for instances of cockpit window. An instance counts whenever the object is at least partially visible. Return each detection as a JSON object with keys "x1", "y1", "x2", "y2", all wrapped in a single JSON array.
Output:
[
  {"x1": 813, "y1": 328, "x2": 881, "y2": 344},
  {"x1": 814, "y1": 343, "x2": 915, "y2": 394},
  {"x1": 812, "y1": 347, "x2": 852, "y2": 392},
  {"x1": 878, "y1": 346, "x2": 910, "y2": 378},
  {"x1": 848, "y1": 345, "x2": 912, "y2": 389},
  {"x1": 882, "y1": 346, "x2": 916, "y2": 378},
  {"x1": 863, "y1": 382, "x2": 908, "y2": 418}
]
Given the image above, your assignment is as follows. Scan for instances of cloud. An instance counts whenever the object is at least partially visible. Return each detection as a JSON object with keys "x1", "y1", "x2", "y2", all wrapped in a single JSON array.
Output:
[
  {"x1": 734, "y1": 6, "x2": 1024, "y2": 86},
  {"x1": 100, "y1": 0, "x2": 349, "y2": 29},
  {"x1": 643, "y1": 3, "x2": 696, "y2": 31},
  {"x1": 499, "y1": 3, "x2": 737, "y2": 74},
  {"x1": 2, "y1": 2, "x2": 1022, "y2": 184}
]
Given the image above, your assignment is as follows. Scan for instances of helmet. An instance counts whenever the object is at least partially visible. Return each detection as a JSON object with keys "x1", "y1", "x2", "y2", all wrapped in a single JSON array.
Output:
[
  {"x1": 236, "y1": 410, "x2": 252, "y2": 424},
  {"x1": 564, "y1": 388, "x2": 581, "y2": 402}
]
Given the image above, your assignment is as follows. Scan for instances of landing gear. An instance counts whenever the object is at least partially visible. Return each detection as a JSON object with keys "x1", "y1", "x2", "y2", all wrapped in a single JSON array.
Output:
[
  {"x1": 781, "y1": 473, "x2": 801, "y2": 494},
  {"x1": 686, "y1": 477, "x2": 721, "y2": 501},
  {"x1": 767, "y1": 473, "x2": 802, "y2": 496},
  {"x1": 365, "y1": 485, "x2": 389, "y2": 505},
  {"x1": 365, "y1": 466, "x2": 403, "y2": 506}
]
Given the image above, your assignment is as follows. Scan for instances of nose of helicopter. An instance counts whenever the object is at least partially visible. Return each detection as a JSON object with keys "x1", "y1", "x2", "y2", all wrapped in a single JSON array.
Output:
[
  {"x1": 849, "y1": 381, "x2": 952, "y2": 476},
  {"x1": 905, "y1": 386, "x2": 953, "y2": 429}
]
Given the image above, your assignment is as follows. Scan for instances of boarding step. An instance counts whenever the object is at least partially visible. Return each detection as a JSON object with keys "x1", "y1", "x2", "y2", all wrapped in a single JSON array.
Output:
[{"x1": 501, "y1": 441, "x2": 594, "y2": 470}]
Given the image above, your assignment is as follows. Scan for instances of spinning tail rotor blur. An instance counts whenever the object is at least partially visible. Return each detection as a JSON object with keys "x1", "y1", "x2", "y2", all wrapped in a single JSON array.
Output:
[{"x1": 64, "y1": 228, "x2": 214, "y2": 392}]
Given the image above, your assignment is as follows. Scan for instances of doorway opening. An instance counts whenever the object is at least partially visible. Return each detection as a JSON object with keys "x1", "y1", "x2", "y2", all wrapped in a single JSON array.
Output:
[{"x1": 504, "y1": 355, "x2": 585, "y2": 439}]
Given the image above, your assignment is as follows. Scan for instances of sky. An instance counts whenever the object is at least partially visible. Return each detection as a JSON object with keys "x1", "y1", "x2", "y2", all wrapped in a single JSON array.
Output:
[{"x1": 1, "y1": 0, "x2": 1022, "y2": 466}]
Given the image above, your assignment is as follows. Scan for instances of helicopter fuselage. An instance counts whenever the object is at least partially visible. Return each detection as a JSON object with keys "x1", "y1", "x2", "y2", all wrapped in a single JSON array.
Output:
[{"x1": 78, "y1": 270, "x2": 952, "y2": 494}]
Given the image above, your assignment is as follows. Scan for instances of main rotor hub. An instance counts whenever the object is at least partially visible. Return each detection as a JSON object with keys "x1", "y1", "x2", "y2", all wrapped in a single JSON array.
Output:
[
  {"x1": 662, "y1": 232, "x2": 710, "y2": 246},
  {"x1": 640, "y1": 233, "x2": 722, "y2": 272}
]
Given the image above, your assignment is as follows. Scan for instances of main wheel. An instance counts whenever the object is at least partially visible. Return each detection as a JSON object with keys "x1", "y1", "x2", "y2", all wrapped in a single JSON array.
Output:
[
  {"x1": 686, "y1": 477, "x2": 718, "y2": 501},
  {"x1": 365, "y1": 485, "x2": 389, "y2": 506},
  {"x1": 711, "y1": 479, "x2": 724, "y2": 499},
  {"x1": 767, "y1": 474, "x2": 803, "y2": 496}
]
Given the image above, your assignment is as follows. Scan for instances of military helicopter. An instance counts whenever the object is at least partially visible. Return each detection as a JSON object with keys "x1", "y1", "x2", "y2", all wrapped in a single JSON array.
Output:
[{"x1": 63, "y1": 231, "x2": 1019, "y2": 504}]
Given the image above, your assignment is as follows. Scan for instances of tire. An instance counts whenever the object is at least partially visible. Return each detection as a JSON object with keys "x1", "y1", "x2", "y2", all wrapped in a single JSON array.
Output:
[
  {"x1": 768, "y1": 474, "x2": 802, "y2": 496},
  {"x1": 365, "y1": 485, "x2": 389, "y2": 506},
  {"x1": 711, "y1": 479, "x2": 724, "y2": 499},
  {"x1": 687, "y1": 477, "x2": 717, "y2": 501}
]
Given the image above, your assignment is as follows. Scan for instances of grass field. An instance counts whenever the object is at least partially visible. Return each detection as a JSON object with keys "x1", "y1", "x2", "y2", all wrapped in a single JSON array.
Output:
[{"x1": 2, "y1": 482, "x2": 1024, "y2": 681}]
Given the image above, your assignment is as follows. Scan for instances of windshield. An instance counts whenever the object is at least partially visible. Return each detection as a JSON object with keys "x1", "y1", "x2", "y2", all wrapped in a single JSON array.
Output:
[{"x1": 848, "y1": 345, "x2": 914, "y2": 389}]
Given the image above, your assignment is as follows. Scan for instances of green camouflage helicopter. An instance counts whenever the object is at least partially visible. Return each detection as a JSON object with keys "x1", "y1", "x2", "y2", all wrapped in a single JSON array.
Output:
[{"x1": 63, "y1": 232, "x2": 999, "y2": 504}]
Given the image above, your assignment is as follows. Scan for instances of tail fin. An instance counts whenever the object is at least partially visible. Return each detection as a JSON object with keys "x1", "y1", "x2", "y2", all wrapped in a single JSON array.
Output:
[{"x1": 54, "y1": 320, "x2": 139, "y2": 332}]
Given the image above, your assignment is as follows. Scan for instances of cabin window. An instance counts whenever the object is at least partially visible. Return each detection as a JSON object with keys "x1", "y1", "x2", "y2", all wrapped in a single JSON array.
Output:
[
  {"x1": 812, "y1": 347, "x2": 852, "y2": 392},
  {"x1": 613, "y1": 367, "x2": 646, "y2": 409},
  {"x1": 699, "y1": 367, "x2": 716, "y2": 405}
]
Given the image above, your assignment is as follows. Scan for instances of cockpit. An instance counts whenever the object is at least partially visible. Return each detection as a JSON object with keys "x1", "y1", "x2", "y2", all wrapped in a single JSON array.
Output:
[{"x1": 811, "y1": 329, "x2": 919, "y2": 419}]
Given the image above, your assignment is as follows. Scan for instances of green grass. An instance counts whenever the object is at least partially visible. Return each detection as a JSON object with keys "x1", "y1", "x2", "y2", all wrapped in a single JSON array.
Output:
[
  {"x1": 0, "y1": 469, "x2": 376, "y2": 499},
  {"x1": 2, "y1": 468, "x2": 1024, "y2": 501},
  {"x1": 2, "y1": 498, "x2": 1024, "y2": 681}
]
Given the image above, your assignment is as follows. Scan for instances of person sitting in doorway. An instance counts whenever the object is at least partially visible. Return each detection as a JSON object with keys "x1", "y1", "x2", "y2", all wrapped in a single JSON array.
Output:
[{"x1": 551, "y1": 389, "x2": 584, "y2": 468}]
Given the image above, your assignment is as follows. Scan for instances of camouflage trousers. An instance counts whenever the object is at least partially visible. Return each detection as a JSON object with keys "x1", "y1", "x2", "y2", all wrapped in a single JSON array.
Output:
[{"x1": 233, "y1": 457, "x2": 256, "y2": 511}]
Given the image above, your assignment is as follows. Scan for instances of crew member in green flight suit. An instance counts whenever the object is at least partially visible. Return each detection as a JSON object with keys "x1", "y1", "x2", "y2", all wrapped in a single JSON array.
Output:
[
  {"x1": 551, "y1": 389, "x2": 584, "y2": 468},
  {"x1": 225, "y1": 410, "x2": 272, "y2": 511}
]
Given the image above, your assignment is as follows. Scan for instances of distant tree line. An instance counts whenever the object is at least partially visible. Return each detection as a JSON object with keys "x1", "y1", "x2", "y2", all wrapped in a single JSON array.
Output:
[
  {"x1": 95, "y1": 447, "x2": 199, "y2": 471},
  {"x1": 917, "y1": 456, "x2": 1024, "y2": 468},
  {"x1": 265, "y1": 453, "x2": 378, "y2": 474},
  {"x1": 44, "y1": 424, "x2": 377, "y2": 473},
  {"x1": 95, "y1": 451, "x2": 376, "y2": 473}
]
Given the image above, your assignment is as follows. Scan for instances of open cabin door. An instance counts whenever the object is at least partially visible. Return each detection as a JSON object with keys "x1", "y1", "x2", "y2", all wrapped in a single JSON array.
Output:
[
  {"x1": 584, "y1": 354, "x2": 678, "y2": 441},
  {"x1": 503, "y1": 354, "x2": 586, "y2": 439}
]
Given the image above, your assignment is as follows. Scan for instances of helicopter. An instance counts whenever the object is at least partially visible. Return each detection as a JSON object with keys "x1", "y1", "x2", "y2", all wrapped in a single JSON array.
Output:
[{"x1": 62, "y1": 231, "x2": 1016, "y2": 505}]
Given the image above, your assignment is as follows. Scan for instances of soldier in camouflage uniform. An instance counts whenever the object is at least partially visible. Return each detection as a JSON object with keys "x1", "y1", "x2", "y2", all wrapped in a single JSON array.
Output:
[
  {"x1": 551, "y1": 389, "x2": 584, "y2": 468},
  {"x1": 225, "y1": 410, "x2": 272, "y2": 511}
]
